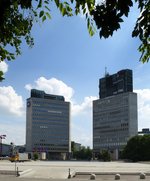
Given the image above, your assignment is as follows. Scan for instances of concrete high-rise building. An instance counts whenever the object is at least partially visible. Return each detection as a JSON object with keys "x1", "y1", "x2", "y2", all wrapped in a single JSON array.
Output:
[
  {"x1": 26, "y1": 89, "x2": 71, "y2": 160},
  {"x1": 93, "y1": 69, "x2": 137, "y2": 159}
]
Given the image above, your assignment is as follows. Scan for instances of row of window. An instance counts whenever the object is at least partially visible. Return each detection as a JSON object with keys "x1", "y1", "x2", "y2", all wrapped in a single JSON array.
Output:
[
  {"x1": 93, "y1": 107, "x2": 128, "y2": 115},
  {"x1": 32, "y1": 121, "x2": 68, "y2": 126},
  {"x1": 32, "y1": 114, "x2": 69, "y2": 119},
  {"x1": 32, "y1": 100, "x2": 68, "y2": 106},
  {"x1": 32, "y1": 104, "x2": 68, "y2": 108},
  {"x1": 32, "y1": 128, "x2": 68, "y2": 135},
  {"x1": 94, "y1": 127, "x2": 129, "y2": 133},
  {"x1": 93, "y1": 119, "x2": 128, "y2": 126},
  {"x1": 96, "y1": 96, "x2": 129, "y2": 106},
  {"x1": 32, "y1": 107, "x2": 69, "y2": 113},
  {"x1": 32, "y1": 147, "x2": 69, "y2": 151},
  {"x1": 94, "y1": 142, "x2": 127, "y2": 148},
  {"x1": 94, "y1": 137, "x2": 128, "y2": 142},
  {"x1": 33, "y1": 143, "x2": 69, "y2": 146},
  {"x1": 32, "y1": 135, "x2": 69, "y2": 140},
  {"x1": 94, "y1": 123, "x2": 129, "y2": 130}
]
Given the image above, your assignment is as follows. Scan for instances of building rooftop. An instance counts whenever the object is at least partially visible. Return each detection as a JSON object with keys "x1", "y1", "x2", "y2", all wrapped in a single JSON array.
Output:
[{"x1": 99, "y1": 69, "x2": 133, "y2": 99}]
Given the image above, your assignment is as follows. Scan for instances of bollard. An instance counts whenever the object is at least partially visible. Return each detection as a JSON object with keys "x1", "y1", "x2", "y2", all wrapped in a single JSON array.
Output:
[
  {"x1": 140, "y1": 173, "x2": 146, "y2": 179},
  {"x1": 90, "y1": 173, "x2": 96, "y2": 180},
  {"x1": 115, "y1": 174, "x2": 120, "y2": 180},
  {"x1": 16, "y1": 167, "x2": 20, "y2": 177},
  {"x1": 68, "y1": 168, "x2": 71, "y2": 179}
]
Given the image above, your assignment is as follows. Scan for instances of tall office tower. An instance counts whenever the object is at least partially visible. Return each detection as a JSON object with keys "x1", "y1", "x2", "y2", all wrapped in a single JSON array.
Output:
[
  {"x1": 93, "y1": 69, "x2": 137, "y2": 160},
  {"x1": 26, "y1": 89, "x2": 71, "y2": 160}
]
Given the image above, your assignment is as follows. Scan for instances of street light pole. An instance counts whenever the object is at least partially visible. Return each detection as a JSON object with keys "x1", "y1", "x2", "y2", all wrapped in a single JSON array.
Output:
[{"x1": 0, "y1": 135, "x2": 6, "y2": 157}]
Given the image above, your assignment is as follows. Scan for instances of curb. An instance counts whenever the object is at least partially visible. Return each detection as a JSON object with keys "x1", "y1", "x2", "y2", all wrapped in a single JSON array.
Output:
[
  {"x1": 0, "y1": 170, "x2": 16, "y2": 175},
  {"x1": 18, "y1": 169, "x2": 33, "y2": 177},
  {"x1": 74, "y1": 172, "x2": 150, "y2": 176}
]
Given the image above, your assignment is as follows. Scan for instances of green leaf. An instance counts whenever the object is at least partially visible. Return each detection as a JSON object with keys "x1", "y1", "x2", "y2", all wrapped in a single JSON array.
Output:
[
  {"x1": 59, "y1": 3, "x2": 63, "y2": 12},
  {"x1": 44, "y1": 0, "x2": 49, "y2": 4},
  {"x1": 7, "y1": 56, "x2": 11, "y2": 60},
  {"x1": 87, "y1": 18, "x2": 90, "y2": 29},
  {"x1": 75, "y1": 9, "x2": 78, "y2": 15},
  {"x1": 118, "y1": 18, "x2": 123, "y2": 22},
  {"x1": 42, "y1": 15, "x2": 46, "y2": 22},
  {"x1": 39, "y1": 10, "x2": 44, "y2": 17},
  {"x1": 38, "y1": 0, "x2": 42, "y2": 8},
  {"x1": 62, "y1": 8, "x2": 66, "y2": 16},
  {"x1": 55, "y1": 0, "x2": 59, "y2": 7},
  {"x1": 86, "y1": 13, "x2": 88, "y2": 19},
  {"x1": 83, "y1": 8, "x2": 86, "y2": 14},
  {"x1": 0, "y1": 71, "x2": 4, "y2": 82},
  {"x1": 66, "y1": 5, "x2": 72, "y2": 12},
  {"x1": 45, "y1": 5, "x2": 50, "y2": 11},
  {"x1": 45, "y1": 12, "x2": 51, "y2": 19}
]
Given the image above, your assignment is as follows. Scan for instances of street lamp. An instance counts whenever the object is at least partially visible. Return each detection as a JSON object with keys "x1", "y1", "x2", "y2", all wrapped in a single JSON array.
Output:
[{"x1": 0, "y1": 135, "x2": 6, "y2": 157}]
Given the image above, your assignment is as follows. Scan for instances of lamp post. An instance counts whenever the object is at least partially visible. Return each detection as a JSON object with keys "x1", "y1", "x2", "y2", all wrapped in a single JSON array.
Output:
[{"x1": 0, "y1": 135, "x2": 6, "y2": 157}]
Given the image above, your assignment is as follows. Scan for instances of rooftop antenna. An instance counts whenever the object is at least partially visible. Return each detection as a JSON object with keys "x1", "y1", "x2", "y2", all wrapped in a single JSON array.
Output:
[{"x1": 105, "y1": 67, "x2": 109, "y2": 77}]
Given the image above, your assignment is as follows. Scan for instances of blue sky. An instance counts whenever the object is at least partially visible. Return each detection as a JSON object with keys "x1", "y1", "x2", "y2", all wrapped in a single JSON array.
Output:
[{"x1": 0, "y1": 4, "x2": 150, "y2": 147}]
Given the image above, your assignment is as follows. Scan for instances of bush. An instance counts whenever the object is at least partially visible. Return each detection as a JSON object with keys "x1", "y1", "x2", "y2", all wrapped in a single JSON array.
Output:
[
  {"x1": 100, "y1": 150, "x2": 111, "y2": 161},
  {"x1": 73, "y1": 146, "x2": 92, "y2": 160},
  {"x1": 33, "y1": 152, "x2": 38, "y2": 160}
]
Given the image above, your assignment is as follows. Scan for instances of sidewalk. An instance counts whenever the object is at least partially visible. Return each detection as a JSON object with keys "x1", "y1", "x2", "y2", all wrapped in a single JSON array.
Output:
[{"x1": 1, "y1": 174, "x2": 150, "y2": 181}]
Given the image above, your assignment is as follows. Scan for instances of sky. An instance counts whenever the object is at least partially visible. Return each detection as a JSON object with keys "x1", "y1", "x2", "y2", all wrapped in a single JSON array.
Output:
[{"x1": 0, "y1": 3, "x2": 150, "y2": 148}]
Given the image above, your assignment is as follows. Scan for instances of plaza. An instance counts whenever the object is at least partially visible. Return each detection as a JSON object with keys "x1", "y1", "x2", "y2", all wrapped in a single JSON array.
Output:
[{"x1": 1, "y1": 160, "x2": 150, "y2": 180}]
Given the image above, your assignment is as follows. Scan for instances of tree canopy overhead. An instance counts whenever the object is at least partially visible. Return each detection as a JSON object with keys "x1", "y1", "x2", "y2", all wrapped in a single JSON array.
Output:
[{"x1": 0, "y1": 0, "x2": 149, "y2": 80}]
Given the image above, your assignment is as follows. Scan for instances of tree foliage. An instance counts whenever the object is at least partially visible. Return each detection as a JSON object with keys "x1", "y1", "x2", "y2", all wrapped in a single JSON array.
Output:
[
  {"x1": 0, "y1": 0, "x2": 149, "y2": 81},
  {"x1": 72, "y1": 145, "x2": 92, "y2": 160},
  {"x1": 96, "y1": 150, "x2": 111, "y2": 161},
  {"x1": 122, "y1": 135, "x2": 150, "y2": 162},
  {"x1": 100, "y1": 150, "x2": 111, "y2": 161}
]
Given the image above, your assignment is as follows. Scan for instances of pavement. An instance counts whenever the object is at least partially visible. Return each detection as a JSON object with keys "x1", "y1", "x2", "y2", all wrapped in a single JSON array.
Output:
[
  {"x1": 1, "y1": 174, "x2": 150, "y2": 181},
  {"x1": 0, "y1": 160, "x2": 150, "y2": 180}
]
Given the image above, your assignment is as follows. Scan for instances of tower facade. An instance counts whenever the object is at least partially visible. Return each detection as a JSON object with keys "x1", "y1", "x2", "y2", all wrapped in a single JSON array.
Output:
[
  {"x1": 93, "y1": 69, "x2": 137, "y2": 159},
  {"x1": 26, "y1": 89, "x2": 71, "y2": 160},
  {"x1": 99, "y1": 69, "x2": 133, "y2": 98}
]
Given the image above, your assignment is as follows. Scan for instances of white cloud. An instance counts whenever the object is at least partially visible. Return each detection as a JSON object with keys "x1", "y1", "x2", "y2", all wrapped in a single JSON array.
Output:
[
  {"x1": 71, "y1": 96, "x2": 97, "y2": 147},
  {"x1": 25, "y1": 77, "x2": 74, "y2": 102},
  {"x1": 72, "y1": 96, "x2": 97, "y2": 116},
  {"x1": 135, "y1": 89, "x2": 150, "y2": 131},
  {"x1": 0, "y1": 86, "x2": 24, "y2": 116},
  {"x1": 0, "y1": 61, "x2": 8, "y2": 73}
]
